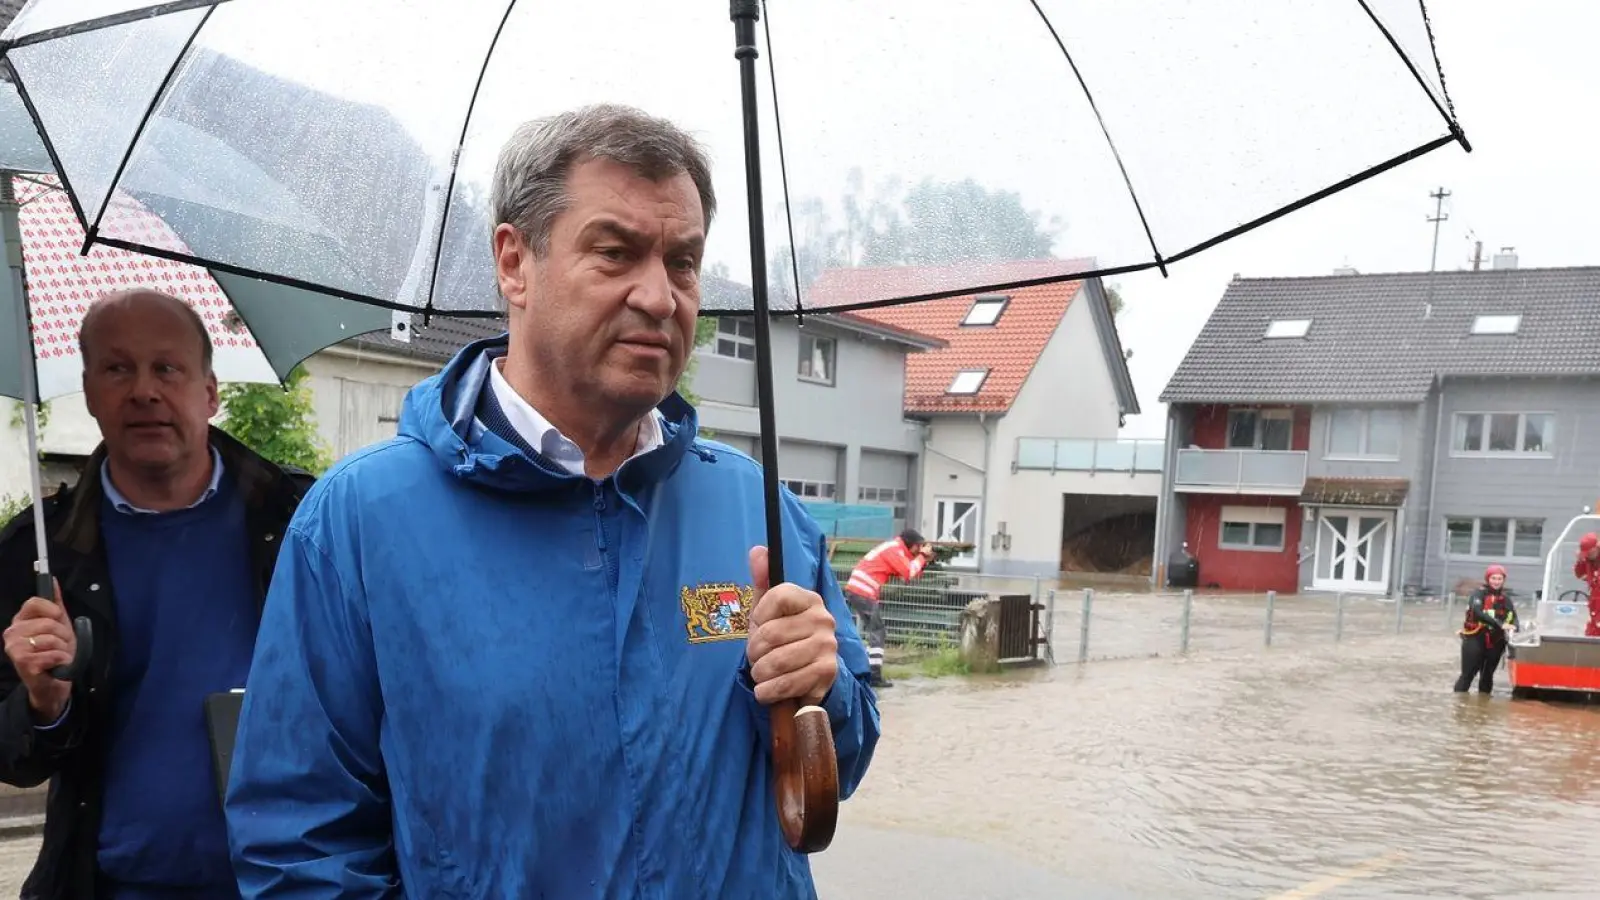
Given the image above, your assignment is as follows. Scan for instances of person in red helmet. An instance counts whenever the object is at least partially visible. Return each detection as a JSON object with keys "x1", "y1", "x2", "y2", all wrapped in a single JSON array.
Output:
[
  {"x1": 1454, "y1": 564, "x2": 1519, "y2": 694},
  {"x1": 1575, "y1": 532, "x2": 1600, "y2": 637}
]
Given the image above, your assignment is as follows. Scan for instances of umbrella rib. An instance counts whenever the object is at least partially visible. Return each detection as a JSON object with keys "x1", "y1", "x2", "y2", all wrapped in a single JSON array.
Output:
[
  {"x1": 84, "y1": 4, "x2": 218, "y2": 249},
  {"x1": 1163, "y1": 133, "x2": 1459, "y2": 268},
  {"x1": 1354, "y1": 0, "x2": 1471, "y2": 151},
  {"x1": 0, "y1": 0, "x2": 230, "y2": 52},
  {"x1": 759, "y1": 3, "x2": 805, "y2": 318},
  {"x1": 87, "y1": 233, "x2": 497, "y2": 320},
  {"x1": 421, "y1": 0, "x2": 521, "y2": 324},
  {"x1": 3, "y1": 57, "x2": 92, "y2": 236},
  {"x1": 1025, "y1": 0, "x2": 1168, "y2": 276}
]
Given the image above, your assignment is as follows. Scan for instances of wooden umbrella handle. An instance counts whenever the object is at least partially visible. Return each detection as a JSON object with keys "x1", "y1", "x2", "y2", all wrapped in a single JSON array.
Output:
[{"x1": 771, "y1": 697, "x2": 839, "y2": 852}]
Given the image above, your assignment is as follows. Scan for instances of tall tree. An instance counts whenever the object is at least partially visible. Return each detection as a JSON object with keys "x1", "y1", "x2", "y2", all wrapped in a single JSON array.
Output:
[{"x1": 770, "y1": 169, "x2": 1063, "y2": 304}]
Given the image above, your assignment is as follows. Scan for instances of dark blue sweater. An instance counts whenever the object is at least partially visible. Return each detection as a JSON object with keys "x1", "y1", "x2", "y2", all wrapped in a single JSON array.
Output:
[{"x1": 96, "y1": 473, "x2": 260, "y2": 899}]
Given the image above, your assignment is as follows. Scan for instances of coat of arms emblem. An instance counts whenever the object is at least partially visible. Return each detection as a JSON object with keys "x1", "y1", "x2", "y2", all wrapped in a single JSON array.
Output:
[{"x1": 680, "y1": 582, "x2": 755, "y2": 643}]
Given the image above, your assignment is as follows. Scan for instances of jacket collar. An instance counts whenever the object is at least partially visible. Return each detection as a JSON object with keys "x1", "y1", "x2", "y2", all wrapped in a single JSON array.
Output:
[{"x1": 55, "y1": 425, "x2": 299, "y2": 555}]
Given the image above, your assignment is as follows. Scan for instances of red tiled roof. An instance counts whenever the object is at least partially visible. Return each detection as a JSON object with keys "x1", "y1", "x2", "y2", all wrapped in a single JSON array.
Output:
[{"x1": 817, "y1": 260, "x2": 1092, "y2": 415}]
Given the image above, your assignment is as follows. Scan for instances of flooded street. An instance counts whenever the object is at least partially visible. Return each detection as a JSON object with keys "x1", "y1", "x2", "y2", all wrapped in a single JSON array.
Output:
[
  {"x1": 0, "y1": 594, "x2": 1593, "y2": 899},
  {"x1": 815, "y1": 596, "x2": 1600, "y2": 900}
]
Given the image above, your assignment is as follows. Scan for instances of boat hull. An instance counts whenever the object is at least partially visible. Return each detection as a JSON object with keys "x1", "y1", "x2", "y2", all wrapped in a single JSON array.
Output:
[{"x1": 1508, "y1": 635, "x2": 1600, "y2": 698}]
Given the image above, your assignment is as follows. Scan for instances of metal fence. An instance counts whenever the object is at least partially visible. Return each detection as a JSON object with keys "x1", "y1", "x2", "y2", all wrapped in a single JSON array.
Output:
[
  {"x1": 1050, "y1": 588, "x2": 1474, "y2": 664},
  {"x1": 829, "y1": 566, "x2": 1049, "y2": 650}
]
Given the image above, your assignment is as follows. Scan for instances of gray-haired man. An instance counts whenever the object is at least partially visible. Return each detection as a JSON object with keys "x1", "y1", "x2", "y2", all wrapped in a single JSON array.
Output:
[{"x1": 225, "y1": 104, "x2": 881, "y2": 899}]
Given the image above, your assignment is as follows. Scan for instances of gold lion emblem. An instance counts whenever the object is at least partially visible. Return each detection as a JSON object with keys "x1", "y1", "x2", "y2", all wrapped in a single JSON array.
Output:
[{"x1": 680, "y1": 582, "x2": 756, "y2": 643}]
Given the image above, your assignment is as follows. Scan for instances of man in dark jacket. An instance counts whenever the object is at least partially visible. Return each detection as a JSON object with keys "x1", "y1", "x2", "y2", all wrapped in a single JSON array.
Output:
[{"x1": 0, "y1": 289, "x2": 312, "y2": 900}]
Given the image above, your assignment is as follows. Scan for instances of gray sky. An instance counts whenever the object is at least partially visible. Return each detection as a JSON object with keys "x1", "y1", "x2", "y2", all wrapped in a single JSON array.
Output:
[
  {"x1": 1114, "y1": 1, "x2": 1595, "y2": 437},
  {"x1": 6, "y1": 0, "x2": 1582, "y2": 433}
]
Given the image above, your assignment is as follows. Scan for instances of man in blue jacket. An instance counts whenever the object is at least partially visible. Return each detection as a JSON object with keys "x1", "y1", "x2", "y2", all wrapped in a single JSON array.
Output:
[{"x1": 224, "y1": 103, "x2": 881, "y2": 899}]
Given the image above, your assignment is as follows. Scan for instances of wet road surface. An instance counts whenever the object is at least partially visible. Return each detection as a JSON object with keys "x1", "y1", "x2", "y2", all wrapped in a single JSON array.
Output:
[
  {"x1": 815, "y1": 618, "x2": 1599, "y2": 899},
  {"x1": 2, "y1": 597, "x2": 1593, "y2": 899}
]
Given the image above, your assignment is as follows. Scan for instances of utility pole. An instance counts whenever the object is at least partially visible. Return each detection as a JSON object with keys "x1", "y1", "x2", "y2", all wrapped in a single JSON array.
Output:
[
  {"x1": 1426, "y1": 186, "x2": 1450, "y2": 272},
  {"x1": 1469, "y1": 240, "x2": 1483, "y2": 271}
]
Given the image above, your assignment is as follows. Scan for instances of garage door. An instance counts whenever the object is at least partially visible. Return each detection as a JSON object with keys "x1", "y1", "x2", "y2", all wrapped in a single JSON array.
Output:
[
  {"x1": 710, "y1": 432, "x2": 758, "y2": 459},
  {"x1": 859, "y1": 450, "x2": 913, "y2": 532},
  {"x1": 779, "y1": 441, "x2": 840, "y2": 500}
]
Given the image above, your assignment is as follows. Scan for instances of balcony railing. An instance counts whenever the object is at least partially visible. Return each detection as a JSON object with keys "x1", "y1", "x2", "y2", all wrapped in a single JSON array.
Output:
[
  {"x1": 1014, "y1": 438, "x2": 1166, "y2": 474},
  {"x1": 1172, "y1": 448, "x2": 1308, "y2": 495}
]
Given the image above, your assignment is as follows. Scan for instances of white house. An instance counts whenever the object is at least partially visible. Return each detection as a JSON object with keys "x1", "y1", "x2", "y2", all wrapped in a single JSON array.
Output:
[{"x1": 819, "y1": 259, "x2": 1152, "y2": 577}]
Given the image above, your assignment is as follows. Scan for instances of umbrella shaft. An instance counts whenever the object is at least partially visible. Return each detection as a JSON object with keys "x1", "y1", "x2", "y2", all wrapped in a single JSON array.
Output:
[
  {"x1": 1, "y1": 182, "x2": 50, "y2": 577},
  {"x1": 731, "y1": 1, "x2": 786, "y2": 585}
]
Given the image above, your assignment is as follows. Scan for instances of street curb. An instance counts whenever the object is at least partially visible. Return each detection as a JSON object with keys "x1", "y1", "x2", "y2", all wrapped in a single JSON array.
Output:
[{"x1": 0, "y1": 815, "x2": 43, "y2": 840}]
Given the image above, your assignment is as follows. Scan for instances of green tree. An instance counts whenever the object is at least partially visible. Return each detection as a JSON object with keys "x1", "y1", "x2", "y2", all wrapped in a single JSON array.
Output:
[
  {"x1": 770, "y1": 169, "x2": 1063, "y2": 304},
  {"x1": 1105, "y1": 283, "x2": 1125, "y2": 319},
  {"x1": 676, "y1": 262, "x2": 729, "y2": 407},
  {"x1": 217, "y1": 365, "x2": 333, "y2": 474}
]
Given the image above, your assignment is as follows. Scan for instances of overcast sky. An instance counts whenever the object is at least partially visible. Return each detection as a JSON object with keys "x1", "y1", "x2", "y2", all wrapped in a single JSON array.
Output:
[
  {"x1": 6, "y1": 0, "x2": 1587, "y2": 437},
  {"x1": 1111, "y1": 1, "x2": 1596, "y2": 437}
]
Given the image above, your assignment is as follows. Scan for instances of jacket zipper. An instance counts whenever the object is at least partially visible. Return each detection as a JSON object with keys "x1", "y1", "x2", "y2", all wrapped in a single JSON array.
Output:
[{"x1": 593, "y1": 482, "x2": 619, "y2": 595}]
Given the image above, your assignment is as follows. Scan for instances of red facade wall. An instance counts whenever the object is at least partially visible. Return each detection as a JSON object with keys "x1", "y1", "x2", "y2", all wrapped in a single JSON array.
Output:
[
  {"x1": 1187, "y1": 403, "x2": 1312, "y2": 451},
  {"x1": 1182, "y1": 495, "x2": 1304, "y2": 593},
  {"x1": 1177, "y1": 404, "x2": 1312, "y2": 594}
]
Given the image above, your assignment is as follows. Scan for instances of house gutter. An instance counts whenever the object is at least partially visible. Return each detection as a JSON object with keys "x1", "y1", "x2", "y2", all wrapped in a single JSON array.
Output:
[
  {"x1": 979, "y1": 412, "x2": 993, "y2": 571},
  {"x1": 1150, "y1": 408, "x2": 1178, "y2": 587},
  {"x1": 1418, "y1": 378, "x2": 1446, "y2": 586}
]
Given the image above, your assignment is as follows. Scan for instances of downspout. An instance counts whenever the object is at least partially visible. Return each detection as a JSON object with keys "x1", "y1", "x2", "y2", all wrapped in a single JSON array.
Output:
[
  {"x1": 1418, "y1": 379, "x2": 1446, "y2": 588},
  {"x1": 979, "y1": 412, "x2": 993, "y2": 572},
  {"x1": 1150, "y1": 409, "x2": 1177, "y2": 588}
]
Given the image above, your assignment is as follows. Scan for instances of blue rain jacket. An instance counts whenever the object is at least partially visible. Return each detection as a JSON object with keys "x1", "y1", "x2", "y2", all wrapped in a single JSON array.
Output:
[{"x1": 224, "y1": 336, "x2": 879, "y2": 899}]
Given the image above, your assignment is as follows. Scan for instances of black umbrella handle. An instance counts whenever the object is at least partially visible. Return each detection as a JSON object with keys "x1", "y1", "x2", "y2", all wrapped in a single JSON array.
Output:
[{"x1": 36, "y1": 571, "x2": 91, "y2": 682}]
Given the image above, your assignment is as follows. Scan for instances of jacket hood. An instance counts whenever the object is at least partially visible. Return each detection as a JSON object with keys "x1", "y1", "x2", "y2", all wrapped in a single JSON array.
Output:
[{"x1": 396, "y1": 332, "x2": 704, "y2": 494}]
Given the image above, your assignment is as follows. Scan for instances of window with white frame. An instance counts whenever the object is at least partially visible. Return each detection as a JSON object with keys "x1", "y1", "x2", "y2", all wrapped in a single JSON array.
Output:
[
  {"x1": 1451, "y1": 412, "x2": 1553, "y2": 455},
  {"x1": 1444, "y1": 516, "x2": 1544, "y2": 560},
  {"x1": 962, "y1": 295, "x2": 1008, "y2": 326},
  {"x1": 947, "y1": 368, "x2": 989, "y2": 395},
  {"x1": 1218, "y1": 505, "x2": 1287, "y2": 551},
  {"x1": 1226, "y1": 408, "x2": 1293, "y2": 451},
  {"x1": 1470, "y1": 314, "x2": 1520, "y2": 335},
  {"x1": 1263, "y1": 318, "x2": 1312, "y2": 339},
  {"x1": 781, "y1": 479, "x2": 835, "y2": 500},
  {"x1": 713, "y1": 317, "x2": 756, "y2": 361},
  {"x1": 858, "y1": 485, "x2": 909, "y2": 526},
  {"x1": 797, "y1": 332, "x2": 835, "y2": 384},
  {"x1": 1326, "y1": 408, "x2": 1403, "y2": 458}
]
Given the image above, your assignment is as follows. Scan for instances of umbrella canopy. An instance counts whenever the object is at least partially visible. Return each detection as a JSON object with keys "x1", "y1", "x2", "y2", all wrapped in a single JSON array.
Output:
[
  {"x1": 0, "y1": 0, "x2": 1466, "y2": 317},
  {"x1": 0, "y1": 171, "x2": 394, "y2": 402}
]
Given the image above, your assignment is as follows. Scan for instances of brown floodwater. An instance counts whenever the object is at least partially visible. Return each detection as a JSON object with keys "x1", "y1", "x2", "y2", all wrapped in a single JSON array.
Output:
[{"x1": 816, "y1": 601, "x2": 1600, "y2": 900}]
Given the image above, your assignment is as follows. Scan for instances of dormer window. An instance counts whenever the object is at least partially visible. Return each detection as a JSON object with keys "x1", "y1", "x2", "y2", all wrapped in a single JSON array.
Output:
[
  {"x1": 1264, "y1": 318, "x2": 1311, "y2": 339},
  {"x1": 1471, "y1": 314, "x2": 1520, "y2": 335},
  {"x1": 961, "y1": 295, "x2": 1008, "y2": 326}
]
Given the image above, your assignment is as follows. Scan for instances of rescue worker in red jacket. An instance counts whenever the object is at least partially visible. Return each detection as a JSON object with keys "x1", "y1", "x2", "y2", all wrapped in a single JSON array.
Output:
[
  {"x1": 846, "y1": 529, "x2": 934, "y2": 688},
  {"x1": 1454, "y1": 564, "x2": 1519, "y2": 694},
  {"x1": 1575, "y1": 532, "x2": 1600, "y2": 637}
]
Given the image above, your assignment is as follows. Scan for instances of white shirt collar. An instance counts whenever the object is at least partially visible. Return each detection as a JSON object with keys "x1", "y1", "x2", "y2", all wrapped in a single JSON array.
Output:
[
  {"x1": 488, "y1": 360, "x2": 664, "y2": 478},
  {"x1": 101, "y1": 444, "x2": 225, "y2": 516}
]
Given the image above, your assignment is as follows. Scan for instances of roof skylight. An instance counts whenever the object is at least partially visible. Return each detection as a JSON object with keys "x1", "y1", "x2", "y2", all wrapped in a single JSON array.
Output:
[
  {"x1": 1264, "y1": 318, "x2": 1312, "y2": 339},
  {"x1": 1471, "y1": 314, "x2": 1520, "y2": 335},
  {"x1": 961, "y1": 295, "x2": 1008, "y2": 326},
  {"x1": 947, "y1": 368, "x2": 989, "y2": 395}
]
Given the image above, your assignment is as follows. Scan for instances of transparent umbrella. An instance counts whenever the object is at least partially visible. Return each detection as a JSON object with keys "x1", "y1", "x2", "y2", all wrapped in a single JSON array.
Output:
[
  {"x1": 0, "y1": 79, "x2": 394, "y2": 682},
  {"x1": 0, "y1": 0, "x2": 1469, "y2": 851}
]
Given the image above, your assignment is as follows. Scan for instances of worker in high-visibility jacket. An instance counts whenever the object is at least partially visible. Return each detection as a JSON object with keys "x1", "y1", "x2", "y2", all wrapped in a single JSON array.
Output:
[{"x1": 846, "y1": 529, "x2": 934, "y2": 688}]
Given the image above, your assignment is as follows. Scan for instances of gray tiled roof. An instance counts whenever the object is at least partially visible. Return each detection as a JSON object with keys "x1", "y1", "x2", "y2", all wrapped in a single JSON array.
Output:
[
  {"x1": 1160, "y1": 266, "x2": 1600, "y2": 404},
  {"x1": 347, "y1": 314, "x2": 507, "y2": 365}
]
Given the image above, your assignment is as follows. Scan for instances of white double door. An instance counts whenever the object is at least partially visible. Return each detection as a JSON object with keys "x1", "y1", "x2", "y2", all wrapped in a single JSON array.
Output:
[{"x1": 1312, "y1": 507, "x2": 1394, "y2": 593}]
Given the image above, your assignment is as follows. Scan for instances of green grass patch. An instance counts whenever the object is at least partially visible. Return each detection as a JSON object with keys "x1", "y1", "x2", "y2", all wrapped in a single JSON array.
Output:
[{"x1": 883, "y1": 635, "x2": 972, "y2": 680}]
